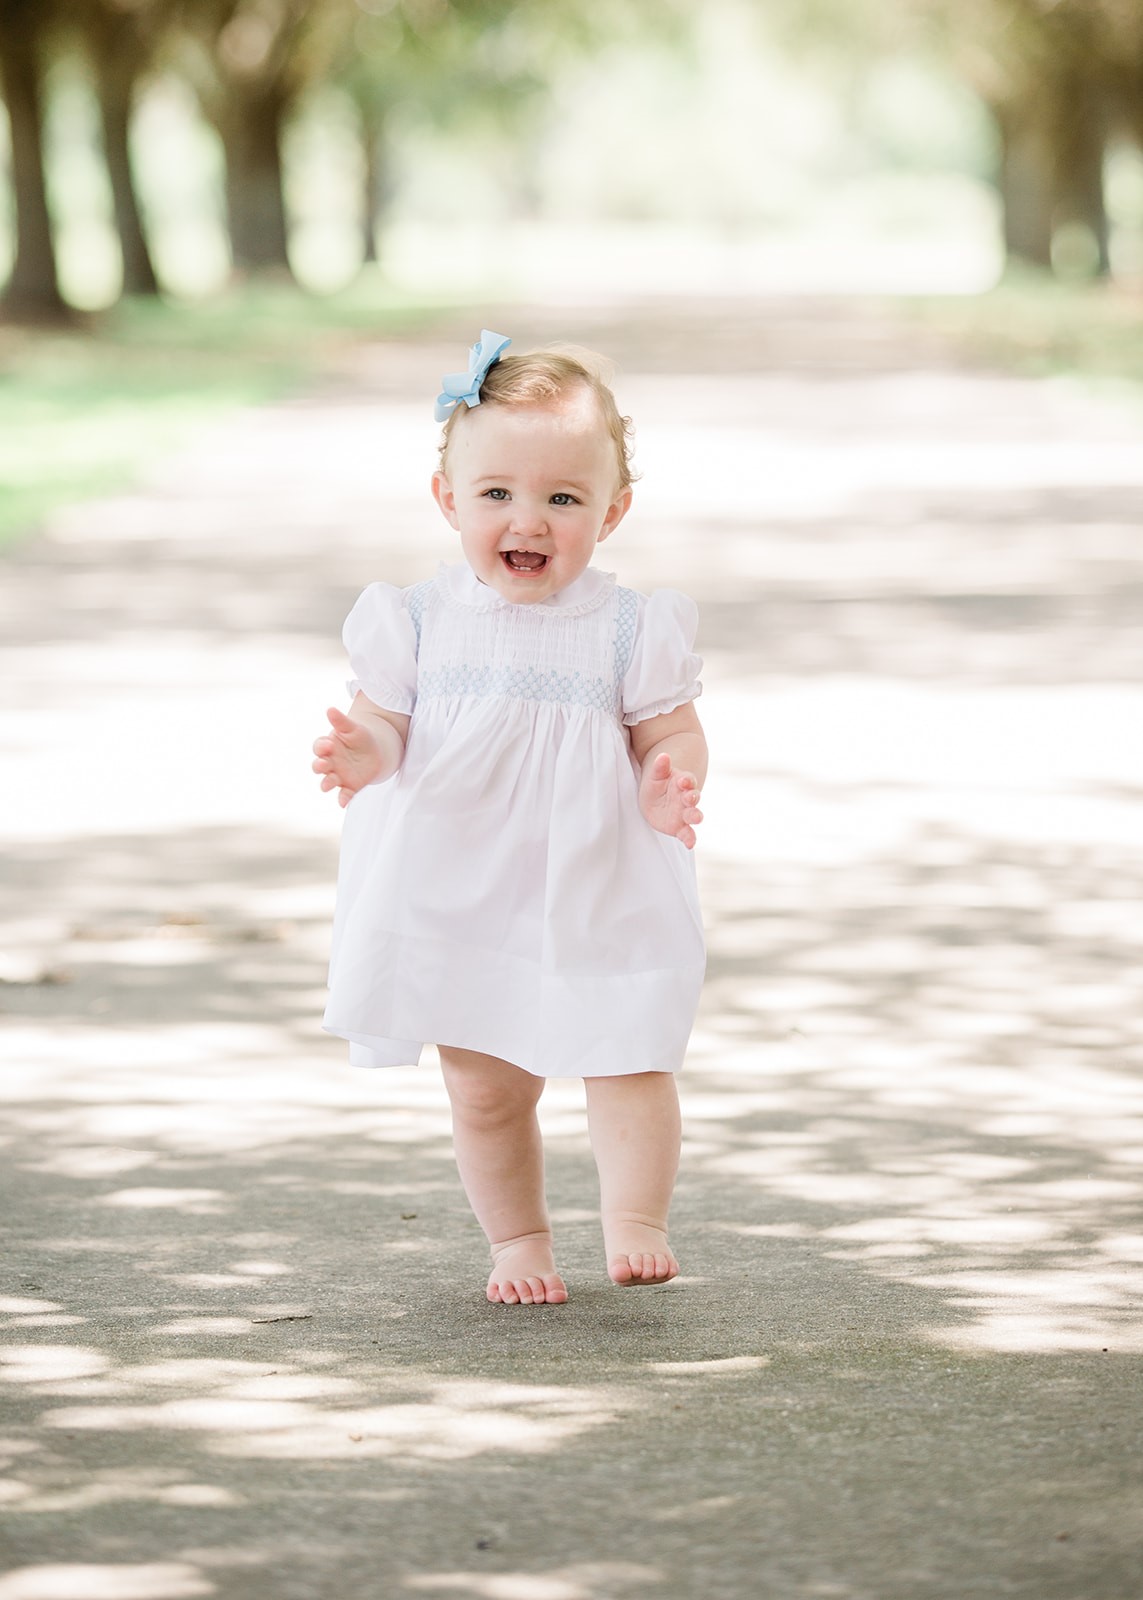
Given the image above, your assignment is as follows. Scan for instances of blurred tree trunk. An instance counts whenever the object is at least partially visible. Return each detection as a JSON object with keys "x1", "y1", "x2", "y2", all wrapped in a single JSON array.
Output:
[
  {"x1": 176, "y1": 0, "x2": 316, "y2": 281},
  {"x1": 362, "y1": 139, "x2": 379, "y2": 265},
  {"x1": 1107, "y1": 35, "x2": 1143, "y2": 180},
  {"x1": 361, "y1": 104, "x2": 385, "y2": 265},
  {"x1": 994, "y1": 78, "x2": 1110, "y2": 275},
  {"x1": 1122, "y1": 70, "x2": 1143, "y2": 149},
  {"x1": 350, "y1": 89, "x2": 393, "y2": 266},
  {"x1": 218, "y1": 83, "x2": 291, "y2": 272},
  {"x1": 912, "y1": 0, "x2": 1121, "y2": 277},
  {"x1": 85, "y1": 9, "x2": 161, "y2": 297},
  {"x1": 995, "y1": 100, "x2": 1055, "y2": 268},
  {"x1": 1051, "y1": 65, "x2": 1111, "y2": 274},
  {"x1": 1053, "y1": 123, "x2": 1110, "y2": 275},
  {"x1": 0, "y1": 0, "x2": 68, "y2": 320}
]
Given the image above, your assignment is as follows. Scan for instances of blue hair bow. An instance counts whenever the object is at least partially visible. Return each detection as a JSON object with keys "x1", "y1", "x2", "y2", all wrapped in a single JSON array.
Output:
[{"x1": 433, "y1": 330, "x2": 511, "y2": 423}]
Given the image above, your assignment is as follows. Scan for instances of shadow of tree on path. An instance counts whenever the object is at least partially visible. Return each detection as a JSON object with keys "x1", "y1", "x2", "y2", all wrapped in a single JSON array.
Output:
[
  {"x1": 3, "y1": 300, "x2": 1142, "y2": 1600},
  {"x1": 2, "y1": 810, "x2": 1141, "y2": 1599}
]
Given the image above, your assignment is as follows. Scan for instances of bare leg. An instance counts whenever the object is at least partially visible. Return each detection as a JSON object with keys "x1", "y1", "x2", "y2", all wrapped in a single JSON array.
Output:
[
  {"x1": 438, "y1": 1046, "x2": 567, "y2": 1306},
  {"x1": 584, "y1": 1071, "x2": 681, "y2": 1286}
]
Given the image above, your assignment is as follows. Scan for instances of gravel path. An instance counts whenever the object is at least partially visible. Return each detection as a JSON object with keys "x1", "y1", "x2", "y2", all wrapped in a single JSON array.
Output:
[{"x1": 2, "y1": 297, "x2": 1142, "y2": 1600}]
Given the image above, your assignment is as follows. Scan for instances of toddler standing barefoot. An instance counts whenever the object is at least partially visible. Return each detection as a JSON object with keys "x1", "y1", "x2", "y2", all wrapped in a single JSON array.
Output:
[{"x1": 314, "y1": 331, "x2": 707, "y2": 1304}]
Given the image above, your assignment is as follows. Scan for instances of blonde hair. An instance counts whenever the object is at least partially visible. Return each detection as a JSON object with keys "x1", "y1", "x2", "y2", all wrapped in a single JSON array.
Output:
[{"x1": 439, "y1": 347, "x2": 637, "y2": 493}]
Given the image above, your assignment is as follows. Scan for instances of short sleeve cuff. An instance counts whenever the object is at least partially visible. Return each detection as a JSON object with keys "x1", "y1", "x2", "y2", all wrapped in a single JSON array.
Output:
[
  {"x1": 342, "y1": 583, "x2": 419, "y2": 715},
  {"x1": 621, "y1": 589, "x2": 702, "y2": 726}
]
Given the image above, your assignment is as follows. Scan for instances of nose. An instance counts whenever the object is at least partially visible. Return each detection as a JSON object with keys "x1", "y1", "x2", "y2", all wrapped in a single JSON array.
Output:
[{"x1": 508, "y1": 501, "x2": 548, "y2": 538}]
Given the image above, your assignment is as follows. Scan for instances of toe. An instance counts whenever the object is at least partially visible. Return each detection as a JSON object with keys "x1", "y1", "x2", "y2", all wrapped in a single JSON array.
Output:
[{"x1": 608, "y1": 1249, "x2": 678, "y2": 1285}]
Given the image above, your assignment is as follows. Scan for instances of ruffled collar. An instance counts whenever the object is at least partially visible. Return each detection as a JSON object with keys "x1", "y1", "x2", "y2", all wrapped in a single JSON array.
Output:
[{"x1": 436, "y1": 562, "x2": 617, "y2": 617}]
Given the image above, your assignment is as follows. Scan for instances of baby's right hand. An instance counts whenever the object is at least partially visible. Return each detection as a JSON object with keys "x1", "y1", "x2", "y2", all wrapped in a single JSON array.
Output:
[{"x1": 312, "y1": 706, "x2": 384, "y2": 807}]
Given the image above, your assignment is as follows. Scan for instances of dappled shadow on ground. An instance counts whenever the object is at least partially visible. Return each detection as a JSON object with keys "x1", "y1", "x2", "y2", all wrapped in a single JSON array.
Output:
[
  {"x1": 3, "y1": 301, "x2": 1143, "y2": 1599},
  {"x1": 0, "y1": 827, "x2": 335, "y2": 1035},
  {"x1": 694, "y1": 840, "x2": 1143, "y2": 1358},
  {"x1": 2, "y1": 804, "x2": 1142, "y2": 1599},
  {"x1": 5, "y1": 486, "x2": 1140, "y2": 687},
  {"x1": 3, "y1": 812, "x2": 1140, "y2": 1353}
]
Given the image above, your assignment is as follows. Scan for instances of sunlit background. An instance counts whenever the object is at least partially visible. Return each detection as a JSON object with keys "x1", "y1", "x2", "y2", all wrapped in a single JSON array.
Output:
[
  {"x1": 2, "y1": 0, "x2": 1142, "y2": 549},
  {"x1": 2, "y1": 0, "x2": 1143, "y2": 313}
]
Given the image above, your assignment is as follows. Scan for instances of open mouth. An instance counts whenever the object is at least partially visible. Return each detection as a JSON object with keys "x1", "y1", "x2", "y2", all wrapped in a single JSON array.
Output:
[{"x1": 501, "y1": 550, "x2": 549, "y2": 573}]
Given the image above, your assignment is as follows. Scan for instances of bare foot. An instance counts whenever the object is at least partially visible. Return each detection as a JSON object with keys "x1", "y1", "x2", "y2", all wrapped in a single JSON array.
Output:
[
  {"x1": 487, "y1": 1231, "x2": 568, "y2": 1306},
  {"x1": 604, "y1": 1219, "x2": 679, "y2": 1287}
]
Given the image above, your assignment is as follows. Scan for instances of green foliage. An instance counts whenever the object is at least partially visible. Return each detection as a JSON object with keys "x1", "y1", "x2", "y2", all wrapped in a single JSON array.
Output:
[
  {"x1": 341, "y1": 0, "x2": 685, "y2": 140},
  {"x1": 908, "y1": 275, "x2": 1143, "y2": 393},
  {"x1": 0, "y1": 277, "x2": 438, "y2": 547}
]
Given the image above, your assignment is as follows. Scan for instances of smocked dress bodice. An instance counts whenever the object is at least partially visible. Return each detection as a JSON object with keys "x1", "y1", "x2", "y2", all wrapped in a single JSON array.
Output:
[{"x1": 323, "y1": 563, "x2": 705, "y2": 1077}]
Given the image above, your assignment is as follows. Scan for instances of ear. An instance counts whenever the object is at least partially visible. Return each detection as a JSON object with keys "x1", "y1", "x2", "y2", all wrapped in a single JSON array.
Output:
[
  {"x1": 596, "y1": 487, "x2": 633, "y2": 545},
  {"x1": 431, "y1": 470, "x2": 460, "y2": 530}
]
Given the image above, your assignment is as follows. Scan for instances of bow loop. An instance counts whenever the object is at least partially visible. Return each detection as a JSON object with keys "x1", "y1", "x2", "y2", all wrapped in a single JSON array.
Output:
[{"x1": 433, "y1": 330, "x2": 511, "y2": 423}]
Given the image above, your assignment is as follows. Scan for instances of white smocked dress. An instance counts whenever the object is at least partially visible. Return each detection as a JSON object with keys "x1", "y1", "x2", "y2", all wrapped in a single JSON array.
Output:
[{"x1": 323, "y1": 562, "x2": 705, "y2": 1078}]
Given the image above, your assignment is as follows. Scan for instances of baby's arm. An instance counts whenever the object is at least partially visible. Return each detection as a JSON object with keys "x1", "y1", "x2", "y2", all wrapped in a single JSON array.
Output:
[
  {"x1": 312, "y1": 693, "x2": 410, "y2": 808},
  {"x1": 629, "y1": 702, "x2": 708, "y2": 850}
]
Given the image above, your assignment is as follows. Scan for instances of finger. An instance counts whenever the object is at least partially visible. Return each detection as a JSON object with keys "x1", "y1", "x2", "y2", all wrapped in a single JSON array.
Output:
[
  {"x1": 651, "y1": 752, "x2": 672, "y2": 779},
  {"x1": 313, "y1": 736, "x2": 333, "y2": 757},
  {"x1": 338, "y1": 787, "x2": 353, "y2": 807},
  {"x1": 321, "y1": 773, "x2": 339, "y2": 791},
  {"x1": 327, "y1": 706, "x2": 355, "y2": 732}
]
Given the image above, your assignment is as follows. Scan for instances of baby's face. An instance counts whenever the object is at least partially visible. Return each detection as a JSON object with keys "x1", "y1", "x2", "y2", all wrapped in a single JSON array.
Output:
[{"x1": 432, "y1": 390, "x2": 631, "y2": 604}]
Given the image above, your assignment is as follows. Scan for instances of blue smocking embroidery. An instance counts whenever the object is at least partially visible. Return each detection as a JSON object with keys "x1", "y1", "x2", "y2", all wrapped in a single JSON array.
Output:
[
  {"x1": 417, "y1": 662, "x2": 617, "y2": 712},
  {"x1": 405, "y1": 580, "x2": 434, "y2": 651},
  {"x1": 409, "y1": 582, "x2": 635, "y2": 713},
  {"x1": 613, "y1": 587, "x2": 638, "y2": 691}
]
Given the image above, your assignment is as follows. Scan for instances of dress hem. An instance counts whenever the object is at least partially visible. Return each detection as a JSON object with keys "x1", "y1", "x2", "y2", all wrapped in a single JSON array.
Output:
[{"x1": 323, "y1": 1023, "x2": 691, "y2": 1079}]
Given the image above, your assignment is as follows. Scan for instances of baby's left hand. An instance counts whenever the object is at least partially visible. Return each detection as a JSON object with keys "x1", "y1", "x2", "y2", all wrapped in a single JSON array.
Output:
[{"x1": 639, "y1": 752, "x2": 704, "y2": 850}]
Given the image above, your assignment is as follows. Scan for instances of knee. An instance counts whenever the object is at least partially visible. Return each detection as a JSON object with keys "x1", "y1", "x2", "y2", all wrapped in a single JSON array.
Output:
[{"x1": 440, "y1": 1051, "x2": 542, "y2": 1128}]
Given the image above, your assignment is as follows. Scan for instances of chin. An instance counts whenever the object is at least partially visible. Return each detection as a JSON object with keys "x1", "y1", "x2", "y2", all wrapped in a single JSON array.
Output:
[{"x1": 498, "y1": 583, "x2": 551, "y2": 603}]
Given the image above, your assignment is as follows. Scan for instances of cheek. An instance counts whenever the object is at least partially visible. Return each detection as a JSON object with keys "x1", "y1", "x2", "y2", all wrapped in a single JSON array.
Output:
[
  {"x1": 467, "y1": 510, "x2": 500, "y2": 543},
  {"x1": 454, "y1": 499, "x2": 485, "y2": 532}
]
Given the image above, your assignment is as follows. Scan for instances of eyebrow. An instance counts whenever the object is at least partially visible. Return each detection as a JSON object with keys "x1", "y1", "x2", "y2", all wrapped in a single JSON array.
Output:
[{"x1": 471, "y1": 474, "x2": 591, "y2": 492}]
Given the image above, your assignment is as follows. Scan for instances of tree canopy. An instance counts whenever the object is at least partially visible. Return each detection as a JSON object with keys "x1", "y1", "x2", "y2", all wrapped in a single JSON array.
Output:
[{"x1": 1, "y1": 0, "x2": 1140, "y2": 318}]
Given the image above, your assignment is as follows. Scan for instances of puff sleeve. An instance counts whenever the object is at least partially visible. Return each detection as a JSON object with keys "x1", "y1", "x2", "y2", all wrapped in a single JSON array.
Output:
[
  {"x1": 620, "y1": 589, "x2": 703, "y2": 726},
  {"x1": 342, "y1": 583, "x2": 419, "y2": 714}
]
